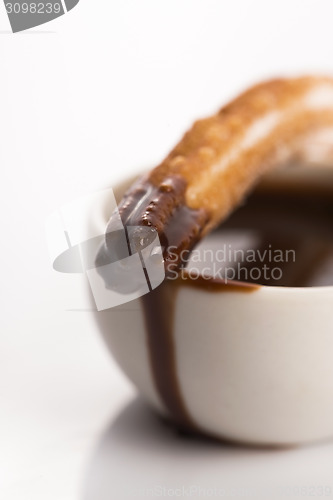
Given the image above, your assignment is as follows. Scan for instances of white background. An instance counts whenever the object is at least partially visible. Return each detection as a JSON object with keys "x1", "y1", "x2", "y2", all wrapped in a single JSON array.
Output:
[{"x1": 1, "y1": 1, "x2": 333, "y2": 499}]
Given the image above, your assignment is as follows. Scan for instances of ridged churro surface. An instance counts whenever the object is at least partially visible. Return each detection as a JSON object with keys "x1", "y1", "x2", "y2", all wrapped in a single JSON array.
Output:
[
  {"x1": 106, "y1": 76, "x2": 333, "y2": 272},
  {"x1": 150, "y1": 76, "x2": 333, "y2": 231}
]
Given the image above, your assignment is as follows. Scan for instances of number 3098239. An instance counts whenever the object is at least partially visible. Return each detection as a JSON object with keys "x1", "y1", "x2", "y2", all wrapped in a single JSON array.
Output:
[{"x1": 5, "y1": 3, "x2": 62, "y2": 14}]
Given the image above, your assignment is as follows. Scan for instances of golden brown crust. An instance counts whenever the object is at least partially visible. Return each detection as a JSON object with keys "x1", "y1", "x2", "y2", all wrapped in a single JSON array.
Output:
[
  {"x1": 104, "y1": 76, "x2": 333, "y2": 274},
  {"x1": 148, "y1": 76, "x2": 333, "y2": 233}
]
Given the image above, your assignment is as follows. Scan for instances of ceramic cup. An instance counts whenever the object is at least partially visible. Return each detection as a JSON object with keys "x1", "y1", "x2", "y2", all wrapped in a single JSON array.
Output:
[{"x1": 90, "y1": 166, "x2": 333, "y2": 446}]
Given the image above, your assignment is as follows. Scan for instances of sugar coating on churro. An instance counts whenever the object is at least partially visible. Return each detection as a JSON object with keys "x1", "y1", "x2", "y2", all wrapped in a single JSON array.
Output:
[
  {"x1": 149, "y1": 77, "x2": 333, "y2": 233},
  {"x1": 105, "y1": 76, "x2": 333, "y2": 273}
]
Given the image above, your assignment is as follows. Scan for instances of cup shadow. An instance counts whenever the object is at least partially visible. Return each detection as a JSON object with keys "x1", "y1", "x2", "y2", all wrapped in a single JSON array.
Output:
[{"x1": 80, "y1": 397, "x2": 329, "y2": 500}]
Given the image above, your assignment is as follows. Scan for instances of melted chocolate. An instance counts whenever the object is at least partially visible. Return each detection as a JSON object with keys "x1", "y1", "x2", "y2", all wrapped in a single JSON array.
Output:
[
  {"x1": 141, "y1": 278, "x2": 258, "y2": 429},
  {"x1": 141, "y1": 277, "x2": 258, "y2": 429},
  {"x1": 209, "y1": 190, "x2": 333, "y2": 287},
  {"x1": 141, "y1": 285, "x2": 196, "y2": 430},
  {"x1": 105, "y1": 175, "x2": 209, "y2": 276}
]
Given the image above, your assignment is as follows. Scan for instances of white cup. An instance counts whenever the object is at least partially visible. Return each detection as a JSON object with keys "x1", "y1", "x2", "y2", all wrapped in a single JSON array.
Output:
[{"x1": 90, "y1": 166, "x2": 333, "y2": 446}]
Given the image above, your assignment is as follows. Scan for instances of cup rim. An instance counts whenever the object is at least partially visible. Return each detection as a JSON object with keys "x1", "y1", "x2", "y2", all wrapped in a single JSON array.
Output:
[{"x1": 96, "y1": 170, "x2": 333, "y2": 294}]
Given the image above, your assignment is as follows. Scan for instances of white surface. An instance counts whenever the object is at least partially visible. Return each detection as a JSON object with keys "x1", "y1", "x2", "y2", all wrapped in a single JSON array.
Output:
[{"x1": 2, "y1": 1, "x2": 333, "y2": 499}]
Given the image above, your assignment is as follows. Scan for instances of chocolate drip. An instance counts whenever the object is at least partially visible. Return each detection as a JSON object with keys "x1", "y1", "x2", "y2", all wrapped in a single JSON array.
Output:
[
  {"x1": 141, "y1": 284, "x2": 197, "y2": 430},
  {"x1": 141, "y1": 275, "x2": 259, "y2": 430}
]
